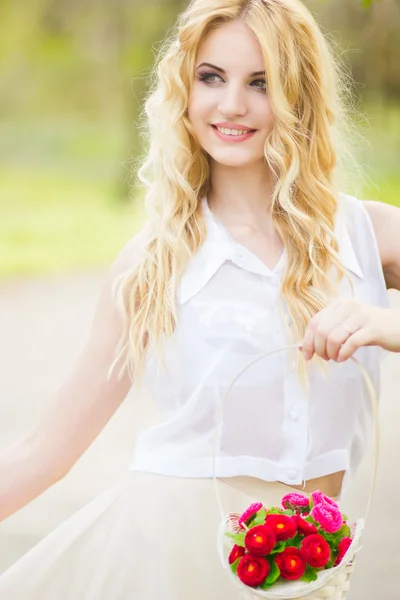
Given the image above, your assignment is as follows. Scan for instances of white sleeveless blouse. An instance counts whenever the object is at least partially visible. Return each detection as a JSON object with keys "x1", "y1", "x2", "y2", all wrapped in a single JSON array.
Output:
[{"x1": 129, "y1": 193, "x2": 389, "y2": 492}]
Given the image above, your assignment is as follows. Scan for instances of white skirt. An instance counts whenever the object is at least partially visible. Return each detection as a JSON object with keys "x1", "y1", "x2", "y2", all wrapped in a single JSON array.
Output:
[{"x1": 0, "y1": 470, "x2": 321, "y2": 600}]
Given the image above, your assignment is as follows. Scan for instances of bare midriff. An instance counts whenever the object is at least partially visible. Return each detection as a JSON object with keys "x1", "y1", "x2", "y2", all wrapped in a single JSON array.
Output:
[{"x1": 281, "y1": 470, "x2": 345, "y2": 498}]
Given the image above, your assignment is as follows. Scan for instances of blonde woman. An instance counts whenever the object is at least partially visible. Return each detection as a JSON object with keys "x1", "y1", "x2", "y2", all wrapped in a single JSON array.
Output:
[{"x1": 0, "y1": 0, "x2": 400, "y2": 598}]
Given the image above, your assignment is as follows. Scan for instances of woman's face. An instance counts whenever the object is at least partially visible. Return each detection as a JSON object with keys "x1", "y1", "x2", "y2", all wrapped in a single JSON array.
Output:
[{"x1": 188, "y1": 19, "x2": 274, "y2": 168}]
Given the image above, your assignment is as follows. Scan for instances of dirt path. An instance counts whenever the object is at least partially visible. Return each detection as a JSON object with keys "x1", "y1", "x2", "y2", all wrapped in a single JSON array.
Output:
[{"x1": 0, "y1": 270, "x2": 399, "y2": 598}]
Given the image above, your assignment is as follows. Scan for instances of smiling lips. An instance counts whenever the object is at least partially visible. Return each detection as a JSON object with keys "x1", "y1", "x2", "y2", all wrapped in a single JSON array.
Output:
[
  {"x1": 212, "y1": 122, "x2": 256, "y2": 134},
  {"x1": 211, "y1": 124, "x2": 257, "y2": 141}
]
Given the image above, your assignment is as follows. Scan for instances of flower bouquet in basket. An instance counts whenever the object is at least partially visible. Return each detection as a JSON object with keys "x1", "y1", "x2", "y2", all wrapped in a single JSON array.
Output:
[{"x1": 222, "y1": 490, "x2": 364, "y2": 599}]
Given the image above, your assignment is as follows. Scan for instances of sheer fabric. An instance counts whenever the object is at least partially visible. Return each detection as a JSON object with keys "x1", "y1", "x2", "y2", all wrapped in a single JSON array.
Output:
[{"x1": 130, "y1": 193, "x2": 389, "y2": 491}]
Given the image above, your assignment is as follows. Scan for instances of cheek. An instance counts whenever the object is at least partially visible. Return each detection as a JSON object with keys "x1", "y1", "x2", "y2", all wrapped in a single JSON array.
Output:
[
  {"x1": 188, "y1": 87, "x2": 210, "y2": 124},
  {"x1": 256, "y1": 100, "x2": 274, "y2": 129}
]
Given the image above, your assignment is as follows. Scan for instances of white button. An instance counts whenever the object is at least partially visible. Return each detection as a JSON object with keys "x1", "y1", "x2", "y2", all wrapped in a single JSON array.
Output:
[
  {"x1": 287, "y1": 469, "x2": 298, "y2": 480},
  {"x1": 289, "y1": 409, "x2": 299, "y2": 421}
]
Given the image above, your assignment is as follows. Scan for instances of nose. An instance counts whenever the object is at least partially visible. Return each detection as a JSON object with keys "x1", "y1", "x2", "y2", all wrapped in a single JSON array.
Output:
[{"x1": 217, "y1": 82, "x2": 248, "y2": 118}]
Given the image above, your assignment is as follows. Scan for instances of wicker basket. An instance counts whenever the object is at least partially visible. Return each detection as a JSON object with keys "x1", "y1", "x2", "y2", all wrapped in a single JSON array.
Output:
[{"x1": 213, "y1": 344, "x2": 379, "y2": 600}]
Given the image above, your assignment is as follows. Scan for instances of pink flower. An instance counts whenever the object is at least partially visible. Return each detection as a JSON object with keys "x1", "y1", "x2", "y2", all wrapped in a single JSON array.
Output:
[
  {"x1": 334, "y1": 537, "x2": 353, "y2": 566},
  {"x1": 281, "y1": 492, "x2": 310, "y2": 511},
  {"x1": 311, "y1": 503, "x2": 342, "y2": 533},
  {"x1": 311, "y1": 490, "x2": 340, "y2": 512},
  {"x1": 238, "y1": 502, "x2": 263, "y2": 529}
]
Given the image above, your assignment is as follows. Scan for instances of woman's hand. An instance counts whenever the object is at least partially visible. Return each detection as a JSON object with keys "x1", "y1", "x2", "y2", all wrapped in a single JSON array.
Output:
[{"x1": 300, "y1": 298, "x2": 400, "y2": 362}]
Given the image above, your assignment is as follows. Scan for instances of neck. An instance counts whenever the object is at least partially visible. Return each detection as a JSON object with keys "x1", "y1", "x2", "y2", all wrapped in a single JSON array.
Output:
[{"x1": 207, "y1": 158, "x2": 276, "y2": 221}]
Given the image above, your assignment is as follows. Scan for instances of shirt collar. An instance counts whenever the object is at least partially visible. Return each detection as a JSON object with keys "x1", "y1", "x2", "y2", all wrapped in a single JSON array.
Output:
[{"x1": 178, "y1": 195, "x2": 363, "y2": 304}]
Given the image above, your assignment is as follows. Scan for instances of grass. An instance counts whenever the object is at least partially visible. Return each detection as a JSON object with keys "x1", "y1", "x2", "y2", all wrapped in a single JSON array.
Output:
[
  {"x1": 1, "y1": 99, "x2": 399, "y2": 279},
  {"x1": 356, "y1": 96, "x2": 400, "y2": 206},
  {"x1": 0, "y1": 118, "x2": 145, "y2": 279},
  {"x1": 1, "y1": 171, "x2": 143, "y2": 278}
]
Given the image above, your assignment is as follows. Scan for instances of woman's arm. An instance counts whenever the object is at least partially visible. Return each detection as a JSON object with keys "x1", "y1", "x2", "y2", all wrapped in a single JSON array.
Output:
[
  {"x1": 301, "y1": 200, "x2": 400, "y2": 362},
  {"x1": 0, "y1": 231, "x2": 145, "y2": 523},
  {"x1": 364, "y1": 200, "x2": 400, "y2": 291}
]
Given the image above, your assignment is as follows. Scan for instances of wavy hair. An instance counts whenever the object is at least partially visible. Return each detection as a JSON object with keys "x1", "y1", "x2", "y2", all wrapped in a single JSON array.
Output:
[{"x1": 109, "y1": 0, "x2": 365, "y2": 387}]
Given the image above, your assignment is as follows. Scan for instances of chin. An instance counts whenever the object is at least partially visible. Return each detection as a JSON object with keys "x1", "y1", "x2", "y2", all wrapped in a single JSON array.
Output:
[{"x1": 208, "y1": 151, "x2": 262, "y2": 168}]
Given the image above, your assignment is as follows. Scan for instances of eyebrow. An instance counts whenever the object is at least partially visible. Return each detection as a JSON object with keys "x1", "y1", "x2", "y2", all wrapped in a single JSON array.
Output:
[{"x1": 196, "y1": 62, "x2": 265, "y2": 77}]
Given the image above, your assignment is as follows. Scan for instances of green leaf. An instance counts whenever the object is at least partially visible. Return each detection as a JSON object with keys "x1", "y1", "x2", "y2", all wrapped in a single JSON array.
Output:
[
  {"x1": 302, "y1": 565, "x2": 318, "y2": 582},
  {"x1": 338, "y1": 524, "x2": 351, "y2": 539},
  {"x1": 225, "y1": 532, "x2": 246, "y2": 547},
  {"x1": 263, "y1": 560, "x2": 281, "y2": 586},
  {"x1": 342, "y1": 514, "x2": 348, "y2": 522},
  {"x1": 289, "y1": 533, "x2": 303, "y2": 548},
  {"x1": 362, "y1": 0, "x2": 373, "y2": 8},
  {"x1": 266, "y1": 507, "x2": 284, "y2": 515},
  {"x1": 299, "y1": 506, "x2": 310, "y2": 515},
  {"x1": 251, "y1": 508, "x2": 267, "y2": 527},
  {"x1": 318, "y1": 529, "x2": 338, "y2": 545},
  {"x1": 282, "y1": 509, "x2": 294, "y2": 516},
  {"x1": 230, "y1": 557, "x2": 241, "y2": 575},
  {"x1": 326, "y1": 557, "x2": 335, "y2": 569},
  {"x1": 270, "y1": 540, "x2": 287, "y2": 554}
]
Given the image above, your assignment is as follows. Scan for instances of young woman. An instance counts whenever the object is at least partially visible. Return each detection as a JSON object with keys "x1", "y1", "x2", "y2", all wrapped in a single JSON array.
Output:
[{"x1": 0, "y1": 0, "x2": 399, "y2": 598}]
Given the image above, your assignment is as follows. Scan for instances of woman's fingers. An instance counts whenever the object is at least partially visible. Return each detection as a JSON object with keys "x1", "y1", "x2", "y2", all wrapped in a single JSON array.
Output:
[
  {"x1": 312, "y1": 322, "x2": 332, "y2": 361},
  {"x1": 301, "y1": 300, "x2": 350, "y2": 361},
  {"x1": 325, "y1": 319, "x2": 362, "y2": 361},
  {"x1": 301, "y1": 300, "x2": 368, "y2": 362},
  {"x1": 337, "y1": 326, "x2": 376, "y2": 361},
  {"x1": 301, "y1": 301, "x2": 399, "y2": 362}
]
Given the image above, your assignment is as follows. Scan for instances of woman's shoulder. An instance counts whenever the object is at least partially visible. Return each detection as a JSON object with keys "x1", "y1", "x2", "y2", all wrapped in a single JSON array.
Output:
[
  {"x1": 336, "y1": 191, "x2": 376, "y2": 237},
  {"x1": 337, "y1": 190, "x2": 366, "y2": 216}
]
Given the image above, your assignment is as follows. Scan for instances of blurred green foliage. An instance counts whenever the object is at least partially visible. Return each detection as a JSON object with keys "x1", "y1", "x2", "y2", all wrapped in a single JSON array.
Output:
[{"x1": 0, "y1": 0, "x2": 399, "y2": 278}]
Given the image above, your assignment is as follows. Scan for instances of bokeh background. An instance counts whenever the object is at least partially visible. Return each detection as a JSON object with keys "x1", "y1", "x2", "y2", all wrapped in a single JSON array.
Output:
[
  {"x1": 0, "y1": 2, "x2": 400, "y2": 597},
  {"x1": 1, "y1": 0, "x2": 399, "y2": 278}
]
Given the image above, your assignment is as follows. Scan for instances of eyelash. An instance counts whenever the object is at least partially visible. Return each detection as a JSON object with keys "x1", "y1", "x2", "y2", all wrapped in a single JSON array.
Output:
[{"x1": 197, "y1": 71, "x2": 267, "y2": 92}]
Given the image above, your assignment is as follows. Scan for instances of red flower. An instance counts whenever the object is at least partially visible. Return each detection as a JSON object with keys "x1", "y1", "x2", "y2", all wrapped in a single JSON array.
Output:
[
  {"x1": 229, "y1": 544, "x2": 246, "y2": 565},
  {"x1": 296, "y1": 514, "x2": 318, "y2": 536},
  {"x1": 237, "y1": 554, "x2": 270, "y2": 587},
  {"x1": 265, "y1": 514, "x2": 298, "y2": 541},
  {"x1": 334, "y1": 537, "x2": 352, "y2": 566},
  {"x1": 245, "y1": 525, "x2": 276, "y2": 556},
  {"x1": 300, "y1": 534, "x2": 331, "y2": 568},
  {"x1": 275, "y1": 547, "x2": 306, "y2": 580}
]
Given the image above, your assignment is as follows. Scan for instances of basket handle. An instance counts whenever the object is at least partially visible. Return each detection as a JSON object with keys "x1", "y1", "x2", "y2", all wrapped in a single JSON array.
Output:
[{"x1": 212, "y1": 343, "x2": 379, "y2": 523}]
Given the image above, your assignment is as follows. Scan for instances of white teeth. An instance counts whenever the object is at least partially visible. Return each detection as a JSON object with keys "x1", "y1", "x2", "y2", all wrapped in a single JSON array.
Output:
[{"x1": 215, "y1": 126, "x2": 253, "y2": 136}]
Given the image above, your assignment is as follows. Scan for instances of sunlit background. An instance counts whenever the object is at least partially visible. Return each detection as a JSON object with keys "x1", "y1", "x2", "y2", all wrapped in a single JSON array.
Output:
[
  {"x1": 1, "y1": 5, "x2": 400, "y2": 593},
  {"x1": 1, "y1": 0, "x2": 399, "y2": 278}
]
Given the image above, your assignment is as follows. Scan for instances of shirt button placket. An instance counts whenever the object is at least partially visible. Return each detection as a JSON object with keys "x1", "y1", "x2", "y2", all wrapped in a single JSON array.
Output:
[{"x1": 281, "y1": 370, "x2": 308, "y2": 484}]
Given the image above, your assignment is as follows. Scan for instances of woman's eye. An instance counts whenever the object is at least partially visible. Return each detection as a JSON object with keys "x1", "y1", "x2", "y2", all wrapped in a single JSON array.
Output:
[
  {"x1": 198, "y1": 72, "x2": 266, "y2": 92},
  {"x1": 252, "y1": 79, "x2": 266, "y2": 91},
  {"x1": 198, "y1": 72, "x2": 222, "y2": 84}
]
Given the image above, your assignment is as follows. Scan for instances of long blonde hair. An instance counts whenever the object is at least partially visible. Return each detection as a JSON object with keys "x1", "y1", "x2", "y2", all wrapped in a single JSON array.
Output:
[{"x1": 110, "y1": 0, "x2": 364, "y2": 386}]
